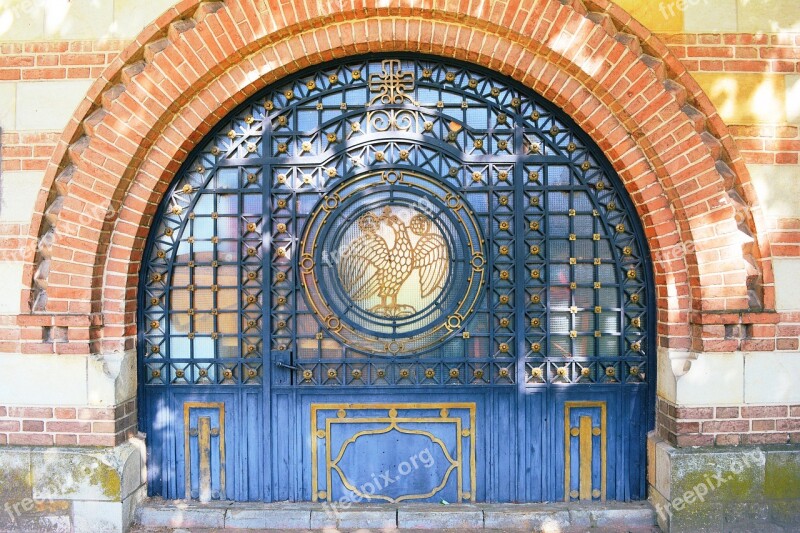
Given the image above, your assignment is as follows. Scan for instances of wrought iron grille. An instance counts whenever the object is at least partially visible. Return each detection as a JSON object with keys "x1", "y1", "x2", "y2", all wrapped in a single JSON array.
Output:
[{"x1": 139, "y1": 56, "x2": 652, "y2": 389}]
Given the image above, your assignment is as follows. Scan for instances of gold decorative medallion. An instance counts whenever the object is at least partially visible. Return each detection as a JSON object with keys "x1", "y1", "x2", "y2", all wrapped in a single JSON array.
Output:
[{"x1": 300, "y1": 170, "x2": 485, "y2": 355}]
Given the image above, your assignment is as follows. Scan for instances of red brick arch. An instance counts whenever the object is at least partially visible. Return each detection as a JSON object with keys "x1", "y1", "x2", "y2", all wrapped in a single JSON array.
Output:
[{"x1": 18, "y1": 0, "x2": 773, "y2": 355}]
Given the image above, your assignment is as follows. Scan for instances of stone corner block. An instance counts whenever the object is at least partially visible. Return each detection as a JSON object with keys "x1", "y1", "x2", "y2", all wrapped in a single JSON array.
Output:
[{"x1": 31, "y1": 438, "x2": 145, "y2": 503}]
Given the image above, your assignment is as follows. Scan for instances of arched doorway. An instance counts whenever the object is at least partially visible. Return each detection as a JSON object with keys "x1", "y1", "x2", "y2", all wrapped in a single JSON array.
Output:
[{"x1": 138, "y1": 55, "x2": 654, "y2": 504}]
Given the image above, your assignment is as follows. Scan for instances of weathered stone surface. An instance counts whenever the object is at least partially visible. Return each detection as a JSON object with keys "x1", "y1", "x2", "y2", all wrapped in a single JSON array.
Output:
[
  {"x1": 765, "y1": 449, "x2": 800, "y2": 500},
  {"x1": 0, "y1": 448, "x2": 33, "y2": 521},
  {"x1": 647, "y1": 439, "x2": 800, "y2": 532},
  {"x1": 669, "y1": 448, "x2": 765, "y2": 504},
  {"x1": 32, "y1": 449, "x2": 123, "y2": 501},
  {"x1": 723, "y1": 501, "x2": 770, "y2": 526},
  {"x1": 135, "y1": 502, "x2": 227, "y2": 528},
  {"x1": 649, "y1": 486, "x2": 671, "y2": 532},
  {"x1": 225, "y1": 505, "x2": 311, "y2": 529},
  {"x1": 121, "y1": 485, "x2": 147, "y2": 533},
  {"x1": 483, "y1": 503, "x2": 570, "y2": 530},
  {"x1": 589, "y1": 502, "x2": 656, "y2": 528},
  {"x1": 30, "y1": 439, "x2": 144, "y2": 504},
  {"x1": 770, "y1": 500, "x2": 800, "y2": 527},
  {"x1": 87, "y1": 351, "x2": 138, "y2": 407},
  {"x1": 310, "y1": 505, "x2": 395, "y2": 529},
  {"x1": 73, "y1": 501, "x2": 126, "y2": 533},
  {"x1": 119, "y1": 440, "x2": 146, "y2": 500},
  {"x1": 3, "y1": 514, "x2": 71, "y2": 533},
  {"x1": 397, "y1": 504, "x2": 482, "y2": 529}
]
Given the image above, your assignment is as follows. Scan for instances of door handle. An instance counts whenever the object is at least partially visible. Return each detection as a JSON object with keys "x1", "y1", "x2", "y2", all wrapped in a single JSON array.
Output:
[{"x1": 274, "y1": 361, "x2": 300, "y2": 371}]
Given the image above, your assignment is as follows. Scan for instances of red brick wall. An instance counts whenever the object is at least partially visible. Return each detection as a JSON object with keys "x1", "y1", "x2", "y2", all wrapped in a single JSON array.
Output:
[
  {"x1": 664, "y1": 33, "x2": 800, "y2": 74},
  {"x1": 0, "y1": 399, "x2": 136, "y2": 446},
  {"x1": 658, "y1": 397, "x2": 800, "y2": 446},
  {"x1": 0, "y1": 0, "x2": 796, "y2": 446},
  {"x1": 0, "y1": 40, "x2": 127, "y2": 81}
]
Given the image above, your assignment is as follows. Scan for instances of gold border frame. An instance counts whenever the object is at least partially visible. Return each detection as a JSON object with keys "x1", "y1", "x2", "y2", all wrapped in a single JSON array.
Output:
[
  {"x1": 183, "y1": 401, "x2": 226, "y2": 499},
  {"x1": 563, "y1": 401, "x2": 606, "y2": 502},
  {"x1": 311, "y1": 402, "x2": 476, "y2": 503}
]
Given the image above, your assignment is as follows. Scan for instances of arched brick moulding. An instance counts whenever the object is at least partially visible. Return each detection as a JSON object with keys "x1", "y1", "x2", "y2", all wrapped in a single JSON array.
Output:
[{"x1": 20, "y1": 0, "x2": 771, "y2": 358}]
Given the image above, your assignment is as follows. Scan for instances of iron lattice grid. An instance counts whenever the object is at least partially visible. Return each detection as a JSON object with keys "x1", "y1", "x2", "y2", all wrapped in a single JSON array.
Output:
[{"x1": 138, "y1": 55, "x2": 654, "y2": 389}]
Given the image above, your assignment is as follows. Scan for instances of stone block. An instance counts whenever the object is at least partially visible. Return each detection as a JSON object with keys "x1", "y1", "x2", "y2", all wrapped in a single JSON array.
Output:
[
  {"x1": 765, "y1": 449, "x2": 800, "y2": 500},
  {"x1": 693, "y1": 73, "x2": 786, "y2": 125},
  {"x1": 749, "y1": 166, "x2": 800, "y2": 226},
  {"x1": 611, "y1": 1, "x2": 683, "y2": 33},
  {"x1": 684, "y1": 0, "x2": 737, "y2": 32},
  {"x1": 112, "y1": 0, "x2": 185, "y2": 39},
  {"x1": 723, "y1": 501, "x2": 770, "y2": 526},
  {"x1": 310, "y1": 505, "x2": 395, "y2": 529},
  {"x1": 119, "y1": 439, "x2": 146, "y2": 500},
  {"x1": 2, "y1": 513, "x2": 71, "y2": 533},
  {"x1": 675, "y1": 351, "x2": 744, "y2": 406},
  {"x1": 483, "y1": 503, "x2": 570, "y2": 530},
  {"x1": 397, "y1": 504, "x2": 482, "y2": 529},
  {"x1": 72, "y1": 501, "x2": 126, "y2": 533},
  {"x1": 87, "y1": 351, "x2": 138, "y2": 407},
  {"x1": 225, "y1": 504, "x2": 311, "y2": 529},
  {"x1": 654, "y1": 435, "x2": 673, "y2": 500},
  {"x1": 589, "y1": 502, "x2": 656, "y2": 528},
  {"x1": 667, "y1": 500, "x2": 725, "y2": 533},
  {"x1": 135, "y1": 502, "x2": 227, "y2": 529},
  {"x1": 0, "y1": 83, "x2": 16, "y2": 130},
  {"x1": 670, "y1": 448, "x2": 766, "y2": 504},
  {"x1": 770, "y1": 500, "x2": 800, "y2": 527},
  {"x1": 0, "y1": 262, "x2": 23, "y2": 314},
  {"x1": 737, "y1": 0, "x2": 800, "y2": 32},
  {"x1": 0, "y1": 449, "x2": 33, "y2": 530},
  {"x1": 0, "y1": 170, "x2": 45, "y2": 225},
  {"x1": 649, "y1": 486, "x2": 671, "y2": 532},
  {"x1": 0, "y1": 1, "x2": 45, "y2": 41},
  {"x1": 121, "y1": 485, "x2": 147, "y2": 533},
  {"x1": 32, "y1": 447, "x2": 128, "y2": 502},
  {"x1": 746, "y1": 372, "x2": 800, "y2": 421},
  {"x1": 770, "y1": 258, "x2": 800, "y2": 312},
  {"x1": 652, "y1": 444, "x2": 774, "y2": 532},
  {"x1": 787, "y1": 75, "x2": 800, "y2": 125},
  {"x1": 15, "y1": 80, "x2": 92, "y2": 131},
  {"x1": 0, "y1": 353, "x2": 87, "y2": 405},
  {"x1": 47, "y1": 0, "x2": 114, "y2": 40}
]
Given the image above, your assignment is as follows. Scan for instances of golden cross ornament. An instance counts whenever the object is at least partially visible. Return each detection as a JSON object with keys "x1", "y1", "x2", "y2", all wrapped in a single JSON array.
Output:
[{"x1": 369, "y1": 59, "x2": 415, "y2": 105}]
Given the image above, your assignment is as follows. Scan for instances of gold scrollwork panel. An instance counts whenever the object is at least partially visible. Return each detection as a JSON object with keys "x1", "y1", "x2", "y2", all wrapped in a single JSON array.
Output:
[{"x1": 311, "y1": 403, "x2": 476, "y2": 504}]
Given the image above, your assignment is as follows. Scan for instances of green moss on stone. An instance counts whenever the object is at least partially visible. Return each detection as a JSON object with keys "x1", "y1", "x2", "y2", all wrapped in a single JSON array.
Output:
[
  {"x1": 765, "y1": 454, "x2": 800, "y2": 500},
  {"x1": 674, "y1": 466, "x2": 759, "y2": 503},
  {"x1": 38, "y1": 455, "x2": 121, "y2": 500},
  {"x1": 89, "y1": 463, "x2": 121, "y2": 499}
]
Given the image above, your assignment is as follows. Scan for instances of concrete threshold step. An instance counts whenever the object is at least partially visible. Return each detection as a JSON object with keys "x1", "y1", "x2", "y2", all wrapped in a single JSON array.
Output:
[{"x1": 135, "y1": 499, "x2": 659, "y2": 531}]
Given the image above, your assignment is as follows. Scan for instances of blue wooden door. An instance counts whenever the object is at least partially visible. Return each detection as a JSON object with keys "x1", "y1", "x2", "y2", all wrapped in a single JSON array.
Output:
[{"x1": 139, "y1": 55, "x2": 654, "y2": 504}]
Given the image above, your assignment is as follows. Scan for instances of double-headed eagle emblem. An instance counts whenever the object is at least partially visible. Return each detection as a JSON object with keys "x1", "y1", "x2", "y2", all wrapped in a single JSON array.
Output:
[{"x1": 338, "y1": 206, "x2": 449, "y2": 318}]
